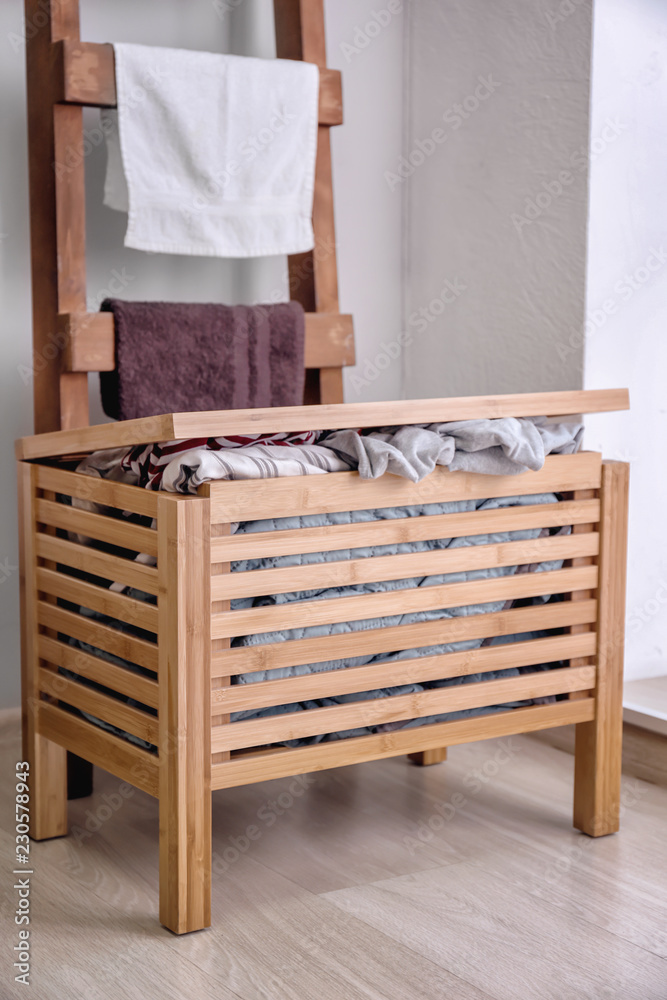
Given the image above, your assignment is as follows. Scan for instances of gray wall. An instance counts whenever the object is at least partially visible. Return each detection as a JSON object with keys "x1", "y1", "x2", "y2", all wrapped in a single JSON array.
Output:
[{"x1": 402, "y1": 0, "x2": 593, "y2": 398}]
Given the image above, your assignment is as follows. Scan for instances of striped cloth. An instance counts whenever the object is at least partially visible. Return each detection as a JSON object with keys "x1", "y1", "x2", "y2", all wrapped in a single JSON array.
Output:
[{"x1": 118, "y1": 431, "x2": 346, "y2": 491}]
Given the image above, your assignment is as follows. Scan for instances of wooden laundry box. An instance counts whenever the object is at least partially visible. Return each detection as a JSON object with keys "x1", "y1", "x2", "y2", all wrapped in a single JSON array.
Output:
[
  {"x1": 19, "y1": 0, "x2": 630, "y2": 938},
  {"x1": 16, "y1": 390, "x2": 629, "y2": 934}
]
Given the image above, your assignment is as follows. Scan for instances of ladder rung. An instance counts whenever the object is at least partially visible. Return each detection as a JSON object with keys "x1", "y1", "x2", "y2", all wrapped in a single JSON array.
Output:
[
  {"x1": 53, "y1": 40, "x2": 344, "y2": 126},
  {"x1": 58, "y1": 311, "x2": 356, "y2": 373}
]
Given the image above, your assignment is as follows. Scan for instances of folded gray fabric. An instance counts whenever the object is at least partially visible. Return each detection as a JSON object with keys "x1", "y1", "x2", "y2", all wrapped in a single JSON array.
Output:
[{"x1": 322, "y1": 417, "x2": 583, "y2": 482}]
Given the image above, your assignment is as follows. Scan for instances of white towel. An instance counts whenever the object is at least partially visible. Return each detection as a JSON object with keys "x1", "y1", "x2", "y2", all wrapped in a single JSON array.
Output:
[{"x1": 102, "y1": 43, "x2": 319, "y2": 258}]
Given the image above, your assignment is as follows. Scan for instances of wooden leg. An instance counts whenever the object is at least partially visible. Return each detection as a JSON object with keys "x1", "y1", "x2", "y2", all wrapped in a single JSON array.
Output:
[
  {"x1": 67, "y1": 753, "x2": 93, "y2": 800},
  {"x1": 20, "y1": 724, "x2": 68, "y2": 841},
  {"x1": 157, "y1": 496, "x2": 211, "y2": 934},
  {"x1": 18, "y1": 462, "x2": 68, "y2": 840},
  {"x1": 573, "y1": 462, "x2": 629, "y2": 837},
  {"x1": 409, "y1": 747, "x2": 448, "y2": 766}
]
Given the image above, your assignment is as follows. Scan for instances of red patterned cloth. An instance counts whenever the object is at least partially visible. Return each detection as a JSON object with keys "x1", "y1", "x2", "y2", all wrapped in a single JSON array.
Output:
[{"x1": 119, "y1": 431, "x2": 319, "y2": 489}]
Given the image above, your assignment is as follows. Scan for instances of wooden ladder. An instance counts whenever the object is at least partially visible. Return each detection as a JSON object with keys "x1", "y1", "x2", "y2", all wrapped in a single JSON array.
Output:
[{"x1": 24, "y1": 0, "x2": 353, "y2": 436}]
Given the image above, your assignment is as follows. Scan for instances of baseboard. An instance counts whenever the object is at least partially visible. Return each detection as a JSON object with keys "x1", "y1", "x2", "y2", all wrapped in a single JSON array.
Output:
[
  {"x1": 623, "y1": 676, "x2": 667, "y2": 737},
  {"x1": 623, "y1": 705, "x2": 667, "y2": 738},
  {"x1": 529, "y1": 721, "x2": 667, "y2": 789}
]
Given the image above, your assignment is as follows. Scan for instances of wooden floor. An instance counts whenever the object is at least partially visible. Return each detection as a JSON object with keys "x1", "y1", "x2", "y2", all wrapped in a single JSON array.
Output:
[{"x1": 1, "y1": 711, "x2": 666, "y2": 1000}]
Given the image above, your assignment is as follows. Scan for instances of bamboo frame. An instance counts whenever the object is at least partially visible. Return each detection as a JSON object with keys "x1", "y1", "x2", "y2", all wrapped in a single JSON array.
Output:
[{"x1": 18, "y1": 447, "x2": 629, "y2": 933}]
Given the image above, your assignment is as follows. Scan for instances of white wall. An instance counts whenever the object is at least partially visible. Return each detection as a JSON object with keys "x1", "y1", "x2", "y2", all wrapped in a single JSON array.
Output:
[
  {"x1": 325, "y1": 0, "x2": 405, "y2": 403},
  {"x1": 584, "y1": 0, "x2": 667, "y2": 682},
  {"x1": 402, "y1": 0, "x2": 593, "y2": 398},
  {"x1": 0, "y1": 0, "x2": 405, "y2": 708}
]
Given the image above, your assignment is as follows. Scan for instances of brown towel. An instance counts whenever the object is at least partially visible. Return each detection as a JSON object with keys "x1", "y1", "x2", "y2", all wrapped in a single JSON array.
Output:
[{"x1": 100, "y1": 299, "x2": 305, "y2": 420}]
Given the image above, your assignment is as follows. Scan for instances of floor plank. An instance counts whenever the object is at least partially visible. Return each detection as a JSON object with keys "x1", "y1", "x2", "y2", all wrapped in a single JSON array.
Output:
[
  {"x1": 208, "y1": 759, "x2": 462, "y2": 893},
  {"x1": 0, "y1": 825, "x2": 240, "y2": 1000},
  {"x1": 385, "y1": 743, "x2": 667, "y2": 959},
  {"x1": 323, "y1": 863, "x2": 667, "y2": 1000},
  {"x1": 1, "y1": 709, "x2": 665, "y2": 1000},
  {"x1": 0, "y1": 713, "x2": 490, "y2": 1000}
]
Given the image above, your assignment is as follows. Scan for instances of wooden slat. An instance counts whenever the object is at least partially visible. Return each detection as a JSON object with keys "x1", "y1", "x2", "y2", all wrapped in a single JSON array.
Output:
[
  {"x1": 36, "y1": 566, "x2": 158, "y2": 633},
  {"x1": 58, "y1": 310, "x2": 355, "y2": 374},
  {"x1": 56, "y1": 40, "x2": 344, "y2": 125},
  {"x1": 39, "y1": 667, "x2": 158, "y2": 745},
  {"x1": 157, "y1": 494, "x2": 211, "y2": 935},
  {"x1": 37, "y1": 602, "x2": 159, "y2": 672},
  {"x1": 211, "y1": 498, "x2": 601, "y2": 563},
  {"x1": 211, "y1": 522, "x2": 232, "y2": 765},
  {"x1": 25, "y1": 0, "x2": 89, "y2": 433},
  {"x1": 316, "y1": 68, "x2": 343, "y2": 127},
  {"x1": 574, "y1": 461, "x2": 630, "y2": 836},
  {"x1": 36, "y1": 533, "x2": 159, "y2": 595},
  {"x1": 214, "y1": 632, "x2": 597, "y2": 714},
  {"x1": 410, "y1": 747, "x2": 448, "y2": 766},
  {"x1": 38, "y1": 634, "x2": 159, "y2": 709},
  {"x1": 35, "y1": 463, "x2": 158, "y2": 518},
  {"x1": 38, "y1": 702, "x2": 158, "y2": 797},
  {"x1": 210, "y1": 454, "x2": 602, "y2": 523},
  {"x1": 275, "y1": 0, "x2": 343, "y2": 404},
  {"x1": 275, "y1": 0, "x2": 327, "y2": 64},
  {"x1": 212, "y1": 664, "x2": 595, "y2": 752},
  {"x1": 310, "y1": 125, "x2": 339, "y2": 312},
  {"x1": 55, "y1": 39, "x2": 117, "y2": 105},
  {"x1": 212, "y1": 564, "x2": 598, "y2": 640},
  {"x1": 304, "y1": 313, "x2": 355, "y2": 367},
  {"x1": 18, "y1": 461, "x2": 68, "y2": 839},
  {"x1": 212, "y1": 531, "x2": 600, "y2": 601},
  {"x1": 15, "y1": 390, "x2": 630, "y2": 461},
  {"x1": 212, "y1": 596, "x2": 598, "y2": 679},
  {"x1": 169, "y1": 392, "x2": 629, "y2": 440},
  {"x1": 35, "y1": 498, "x2": 158, "y2": 557},
  {"x1": 207, "y1": 454, "x2": 603, "y2": 524},
  {"x1": 58, "y1": 311, "x2": 115, "y2": 371},
  {"x1": 567, "y1": 488, "x2": 597, "y2": 701},
  {"x1": 211, "y1": 698, "x2": 596, "y2": 789},
  {"x1": 12, "y1": 400, "x2": 307, "y2": 454}
]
